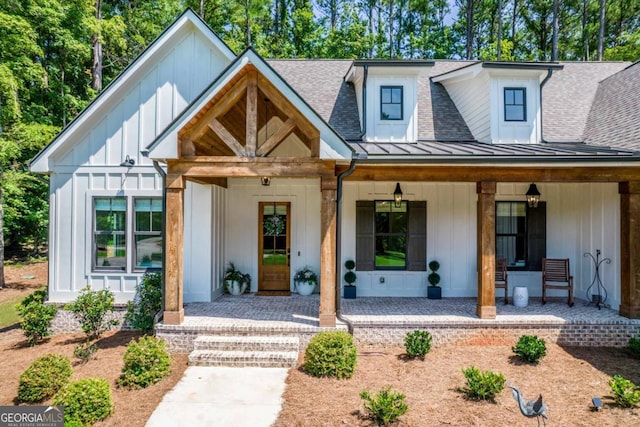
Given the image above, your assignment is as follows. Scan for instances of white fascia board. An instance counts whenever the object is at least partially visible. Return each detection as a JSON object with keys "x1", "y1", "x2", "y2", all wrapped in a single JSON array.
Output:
[
  {"x1": 30, "y1": 9, "x2": 234, "y2": 173},
  {"x1": 431, "y1": 63, "x2": 483, "y2": 84}
]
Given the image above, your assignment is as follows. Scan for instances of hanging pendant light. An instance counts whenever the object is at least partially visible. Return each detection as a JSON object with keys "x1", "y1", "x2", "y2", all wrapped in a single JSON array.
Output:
[
  {"x1": 526, "y1": 183, "x2": 541, "y2": 208},
  {"x1": 393, "y1": 183, "x2": 403, "y2": 208}
]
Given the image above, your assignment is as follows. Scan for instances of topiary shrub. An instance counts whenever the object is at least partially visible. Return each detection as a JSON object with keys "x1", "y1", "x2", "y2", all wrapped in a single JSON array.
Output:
[
  {"x1": 117, "y1": 336, "x2": 172, "y2": 389},
  {"x1": 360, "y1": 386, "x2": 408, "y2": 426},
  {"x1": 459, "y1": 366, "x2": 505, "y2": 401},
  {"x1": 304, "y1": 331, "x2": 357, "y2": 379},
  {"x1": 53, "y1": 378, "x2": 113, "y2": 426},
  {"x1": 609, "y1": 375, "x2": 640, "y2": 408},
  {"x1": 65, "y1": 286, "x2": 119, "y2": 339},
  {"x1": 512, "y1": 335, "x2": 547, "y2": 363},
  {"x1": 18, "y1": 354, "x2": 72, "y2": 403},
  {"x1": 16, "y1": 289, "x2": 57, "y2": 346},
  {"x1": 124, "y1": 272, "x2": 162, "y2": 333},
  {"x1": 628, "y1": 333, "x2": 640, "y2": 356},
  {"x1": 404, "y1": 330, "x2": 432, "y2": 359}
]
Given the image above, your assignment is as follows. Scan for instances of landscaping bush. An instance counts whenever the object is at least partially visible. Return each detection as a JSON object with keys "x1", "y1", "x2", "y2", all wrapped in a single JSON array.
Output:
[
  {"x1": 16, "y1": 291, "x2": 57, "y2": 346},
  {"x1": 609, "y1": 375, "x2": 640, "y2": 408},
  {"x1": 360, "y1": 386, "x2": 408, "y2": 426},
  {"x1": 304, "y1": 331, "x2": 357, "y2": 379},
  {"x1": 73, "y1": 341, "x2": 98, "y2": 363},
  {"x1": 459, "y1": 366, "x2": 505, "y2": 401},
  {"x1": 404, "y1": 330, "x2": 432, "y2": 359},
  {"x1": 124, "y1": 272, "x2": 162, "y2": 333},
  {"x1": 628, "y1": 333, "x2": 640, "y2": 356},
  {"x1": 17, "y1": 354, "x2": 72, "y2": 403},
  {"x1": 117, "y1": 336, "x2": 171, "y2": 389},
  {"x1": 512, "y1": 335, "x2": 547, "y2": 363},
  {"x1": 65, "y1": 286, "x2": 118, "y2": 339},
  {"x1": 52, "y1": 378, "x2": 113, "y2": 426}
]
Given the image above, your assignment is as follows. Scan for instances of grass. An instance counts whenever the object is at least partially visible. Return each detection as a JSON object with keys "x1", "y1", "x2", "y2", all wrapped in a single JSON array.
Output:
[{"x1": 0, "y1": 295, "x2": 24, "y2": 328}]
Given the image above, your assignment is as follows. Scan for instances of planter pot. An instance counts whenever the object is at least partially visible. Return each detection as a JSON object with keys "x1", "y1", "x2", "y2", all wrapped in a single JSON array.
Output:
[
  {"x1": 344, "y1": 286, "x2": 357, "y2": 299},
  {"x1": 427, "y1": 286, "x2": 441, "y2": 299},
  {"x1": 225, "y1": 280, "x2": 249, "y2": 296},
  {"x1": 296, "y1": 281, "x2": 316, "y2": 296}
]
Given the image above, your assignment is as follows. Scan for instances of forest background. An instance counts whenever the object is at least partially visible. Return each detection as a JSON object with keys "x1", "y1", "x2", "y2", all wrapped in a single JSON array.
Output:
[{"x1": 1, "y1": 0, "x2": 639, "y2": 287}]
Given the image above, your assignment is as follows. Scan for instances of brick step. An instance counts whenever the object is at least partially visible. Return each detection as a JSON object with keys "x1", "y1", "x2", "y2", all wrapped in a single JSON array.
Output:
[
  {"x1": 188, "y1": 349, "x2": 299, "y2": 368},
  {"x1": 193, "y1": 335, "x2": 299, "y2": 352}
]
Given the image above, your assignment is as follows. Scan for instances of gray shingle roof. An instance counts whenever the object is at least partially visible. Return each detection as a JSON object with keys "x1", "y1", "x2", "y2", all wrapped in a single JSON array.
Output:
[
  {"x1": 267, "y1": 59, "x2": 362, "y2": 140},
  {"x1": 584, "y1": 62, "x2": 640, "y2": 151}
]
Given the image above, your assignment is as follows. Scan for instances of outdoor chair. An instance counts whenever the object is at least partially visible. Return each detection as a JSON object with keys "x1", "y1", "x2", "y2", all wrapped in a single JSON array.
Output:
[
  {"x1": 542, "y1": 258, "x2": 574, "y2": 307},
  {"x1": 495, "y1": 258, "x2": 508, "y2": 304}
]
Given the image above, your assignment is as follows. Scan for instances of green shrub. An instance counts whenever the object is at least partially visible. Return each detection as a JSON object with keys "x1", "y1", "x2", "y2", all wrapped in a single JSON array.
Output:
[
  {"x1": 360, "y1": 386, "x2": 408, "y2": 426},
  {"x1": 18, "y1": 354, "x2": 72, "y2": 403},
  {"x1": 404, "y1": 330, "x2": 432, "y2": 359},
  {"x1": 512, "y1": 335, "x2": 547, "y2": 363},
  {"x1": 52, "y1": 378, "x2": 113, "y2": 425},
  {"x1": 117, "y1": 336, "x2": 172, "y2": 389},
  {"x1": 124, "y1": 272, "x2": 162, "y2": 333},
  {"x1": 16, "y1": 296, "x2": 57, "y2": 346},
  {"x1": 65, "y1": 286, "x2": 118, "y2": 339},
  {"x1": 609, "y1": 375, "x2": 640, "y2": 408},
  {"x1": 459, "y1": 366, "x2": 505, "y2": 401},
  {"x1": 304, "y1": 331, "x2": 357, "y2": 379},
  {"x1": 628, "y1": 333, "x2": 640, "y2": 356},
  {"x1": 73, "y1": 341, "x2": 98, "y2": 363}
]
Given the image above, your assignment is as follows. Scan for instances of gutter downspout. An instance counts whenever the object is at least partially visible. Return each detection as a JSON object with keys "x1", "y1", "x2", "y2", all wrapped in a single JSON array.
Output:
[
  {"x1": 539, "y1": 67, "x2": 554, "y2": 143},
  {"x1": 358, "y1": 65, "x2": 369, "y2": 139},
  {"x1": 335, "y1": 157, "x2": 358, "y2": 334},
  {"x1": 150, "y1": 157, "x2": 167, "y2": 327}
]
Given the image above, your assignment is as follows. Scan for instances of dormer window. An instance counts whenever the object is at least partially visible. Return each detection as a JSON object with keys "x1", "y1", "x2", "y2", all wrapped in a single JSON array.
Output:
[
  {"x1": 380, "y1": 86, "x2": 403, "y2": 120},
  {"x1": 504, "y1": 88, "x2": 526, "y2": 121}
]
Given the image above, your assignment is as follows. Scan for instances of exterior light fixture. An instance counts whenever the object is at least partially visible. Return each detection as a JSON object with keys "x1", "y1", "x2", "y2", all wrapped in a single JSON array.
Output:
[
  {"x1": 526, "y1": 183, "x2": 541, "y2": 208},
  {"x1": 120, "y1": 155, "x2": 135, "y2": 167},
  {"x1": 261, "y1": 177, "x2": 271, "y2": 186},
  {"x1": 393, "y1": 182, "x2": 403, "y2": 208}
]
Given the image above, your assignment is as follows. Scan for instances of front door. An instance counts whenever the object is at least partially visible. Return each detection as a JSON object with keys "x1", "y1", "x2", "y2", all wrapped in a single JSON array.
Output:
[{"x1": 258, "y1": 202, "x2": 291, "y2": 291}]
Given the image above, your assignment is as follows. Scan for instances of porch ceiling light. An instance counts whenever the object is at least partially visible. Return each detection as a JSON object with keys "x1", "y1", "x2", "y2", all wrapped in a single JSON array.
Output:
[
  {"x1": 526, "y1": 183, "x2": 541, "y2": 208},
  {"x1": 261, "y1": 177, "x2": 271, "y2": 186},
  {"x1": 393, "y1": 182, "x2": 403, "y2": 208}
]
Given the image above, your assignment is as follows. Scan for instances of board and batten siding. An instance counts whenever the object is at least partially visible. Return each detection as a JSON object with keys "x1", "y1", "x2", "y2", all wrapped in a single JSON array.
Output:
[
  {"x1": 490, "y1": 77, "x2": 541, "y2": 144},
  {"x1": 365, "y1": 74, "x2": 418, "y2": 142},
  {"x1": 340, "y1": 182, "x2": 620, "y2": 306},
  {"x1": 440, "y1": 72, "x2": 491, "y2": 143},
  {"x1": 47, "y1": 24, "x2": 232, "y2": 303}
]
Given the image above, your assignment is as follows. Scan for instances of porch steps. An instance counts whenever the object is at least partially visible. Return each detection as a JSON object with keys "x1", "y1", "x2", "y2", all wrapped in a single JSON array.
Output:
[{"x1": 188, "y1": 335, "x2": 300, "y2": 368}]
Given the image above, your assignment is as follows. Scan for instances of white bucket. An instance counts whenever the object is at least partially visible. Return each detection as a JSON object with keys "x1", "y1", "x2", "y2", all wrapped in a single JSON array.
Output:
[{"x1": 513, "y1": 286, "x2": 529, "y2": 307}]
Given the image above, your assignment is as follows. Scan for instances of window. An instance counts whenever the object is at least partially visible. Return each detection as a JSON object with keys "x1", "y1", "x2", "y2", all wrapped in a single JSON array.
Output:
[
  {"x1": 504, "y1": 88, "x2": 526, "y2": 121},
  {"x1": 356, "y1": 201, "x2": 426, "y2": 271},
  {"x1": 94, "y1": 198, "x2": 127, "y2": 270},
  {"x1": 496, "y1": 201, "x2": 546, "y2": 270},
  {"x1": 380, "y1": 86, "x2": 403, "y2": 120},
  {"x1": 134, "y1": 198, "x2": 163, "y2": 269}
]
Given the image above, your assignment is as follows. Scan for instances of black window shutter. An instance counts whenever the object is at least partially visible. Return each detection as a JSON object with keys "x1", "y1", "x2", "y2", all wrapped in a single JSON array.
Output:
[
  {"x1": 527, "y1": 202, "x2": 546, "y2": 271},
  {"x1": 356, "y1": 201, "x2": 375, "y2": 271},
  {"x1": 407, "y1": 201, "x2": 427, "y2": 271}
]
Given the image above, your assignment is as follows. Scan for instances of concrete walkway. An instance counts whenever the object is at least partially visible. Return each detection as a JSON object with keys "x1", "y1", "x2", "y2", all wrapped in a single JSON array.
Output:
[{"x1": 146, "y1": 366, "x2": 288, "y2": 427}]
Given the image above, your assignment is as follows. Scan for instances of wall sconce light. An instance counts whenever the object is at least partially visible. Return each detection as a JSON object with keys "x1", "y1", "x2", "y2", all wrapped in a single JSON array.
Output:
[
  {"x1": 526, "y1": 183, "x2": 541, "y2": 208},
  {"x1": 261, "y1": 177, "x2": 271, "y2": 186},
  {"x1": 393, "y1": 182, "x2": 403, "y2": 207},
  {"x1": 120, "y1": 155, "x2": 135, "y2": 167}
]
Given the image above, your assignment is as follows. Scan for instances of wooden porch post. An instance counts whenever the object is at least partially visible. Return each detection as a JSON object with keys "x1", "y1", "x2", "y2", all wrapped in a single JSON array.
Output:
[
  {"x1": 163, "y1": 173, "x2": 185, "y2": 324},
  {"x1": 476, "y1": 181, "x2": 496, "y2": 319},
  {"x1": 619, "y1": 182, "x2": 640, "y2": 318},
  {"x1": 319, "y1": 176, "x2": 337, "y2": 327}
]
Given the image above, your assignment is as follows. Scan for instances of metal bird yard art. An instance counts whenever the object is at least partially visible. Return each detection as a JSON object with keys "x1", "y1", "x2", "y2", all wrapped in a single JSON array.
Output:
[{"x1": 508, "y1": 383, "x2": 549, "y2": 426}]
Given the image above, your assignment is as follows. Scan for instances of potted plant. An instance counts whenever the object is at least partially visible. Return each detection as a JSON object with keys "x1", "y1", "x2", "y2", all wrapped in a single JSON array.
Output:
[
  {"x1": 343, "y1": 260, "x2": 357, "y2": 299},
  {"x1": 223, "y1": 262, "x2": 251, "y2": 295},
  {"x1": 294, "y1": 266, "x2": 318, "y2": 296},
  {"x1": 427, "y1": 260, "x2": 441, "y2": 299}
]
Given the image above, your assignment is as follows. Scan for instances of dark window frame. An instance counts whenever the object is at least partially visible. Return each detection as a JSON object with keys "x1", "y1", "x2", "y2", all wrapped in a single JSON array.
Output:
[
  {"x1": 495, "y1": 201, "x2": 546, "y2": 271},
  {"x1": 380, "y1": 86, "x2": 403, "y2": 121},
  {"x1": 133, "y1": 197, "x2": 163, "y2": 272},
  {"x1": 374, "y1": 200, "x2": 408, "y2": 270},
  {"x1": 503, "y1": 87, "x2": 527, "y2": 122},
  {"x1": 92, "y1": 197, "x2": 127, "y2": 272}
]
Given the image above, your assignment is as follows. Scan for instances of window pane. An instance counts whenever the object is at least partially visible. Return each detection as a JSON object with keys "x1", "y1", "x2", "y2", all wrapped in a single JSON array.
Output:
[
  {"x1": 381, "y1": 88, "x2": 391, "y2": 103},
  {"x1": 496, "y1": 202, "x2": 527, "y2": 267},
  {"x1": 391, "y1": 88, "x2": 402, "y2": 103},
  {"x1": 96, "y1": 234, "x2": 126, "y2": 269},
  {"x1": 95, "y1": 199, "x2": 126, "y2": 232},
  {"x1": 382, "y1": 104, "x2": 401, "y2": 120},
  {"x1": 375, "y1": 236, "x2": 406, "y2": 268},
  {"x1": 136, "y1": 211, "x2": 151, "y2": 232},
  {"x1": 514, "y1": 89, "x2": 524, "y2": 104},
  {"x1": 505, "y1": 105, "x2": 524, "y2": 121},
  {"x1": 135, "y1": 235, "x2": 162, "y2": 268},
  {"x1": 505, "y1": 90, "x2": 514, "y2": 104}
]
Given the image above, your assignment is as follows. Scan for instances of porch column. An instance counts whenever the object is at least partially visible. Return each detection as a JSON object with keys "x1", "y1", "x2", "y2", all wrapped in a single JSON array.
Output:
[
  {"x1": 164, "y1": 173, "x2": 185, "y2": 324},
  {"x1": 319, "y1": 176, "x2": 337, "y2": 327},
  {"x1": 619, "y1": 182, "x2": 640, "y2": 318},
  {"x1": 476, "y1": 181, "x2": 496, "y2": 319}
]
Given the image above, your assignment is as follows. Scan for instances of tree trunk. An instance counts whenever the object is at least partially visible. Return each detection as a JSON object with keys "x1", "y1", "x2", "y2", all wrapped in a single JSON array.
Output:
[
  {"x1": 389, "y1": 0, "x2": 394, "y2": 58},
  {"x1": 511, "y1": 0, "x2": 518, "y2": 53},
  {"x1": 551, "y1": 0, "x2": 559, "y2": 61},
  {"x1": 466, "y1": 0, "x2": 474, "y2": 59},
  {"x1": 91, "y1": 0, "x2": 103, "y2": 92},
  {"x1": 245, "y1": 0, "x2": 252, "y2": 47},
  {"x1": 0, "y1": 179, "x2": 4, "y2": 289},
  {"x1": 582, "y1": 0, "x2": 589, "y2": 60},
  {"x1": 200, "y1": 0, "x2": 204, "y2": 18},
  {"x1": 368, "y1": 0, "x2": 375, "y2": 58},
  {"x1": 497, "y1": 0, "x2": 503, "y2": 60},
  {"x1": 597, "y1": 0, "x2": 606, "y2": 60}
]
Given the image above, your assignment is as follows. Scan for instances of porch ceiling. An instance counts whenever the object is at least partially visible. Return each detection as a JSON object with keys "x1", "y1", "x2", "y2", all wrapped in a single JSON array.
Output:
[{"x1": 177, "y1": 64, "x2": 319, "y2": 158}]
